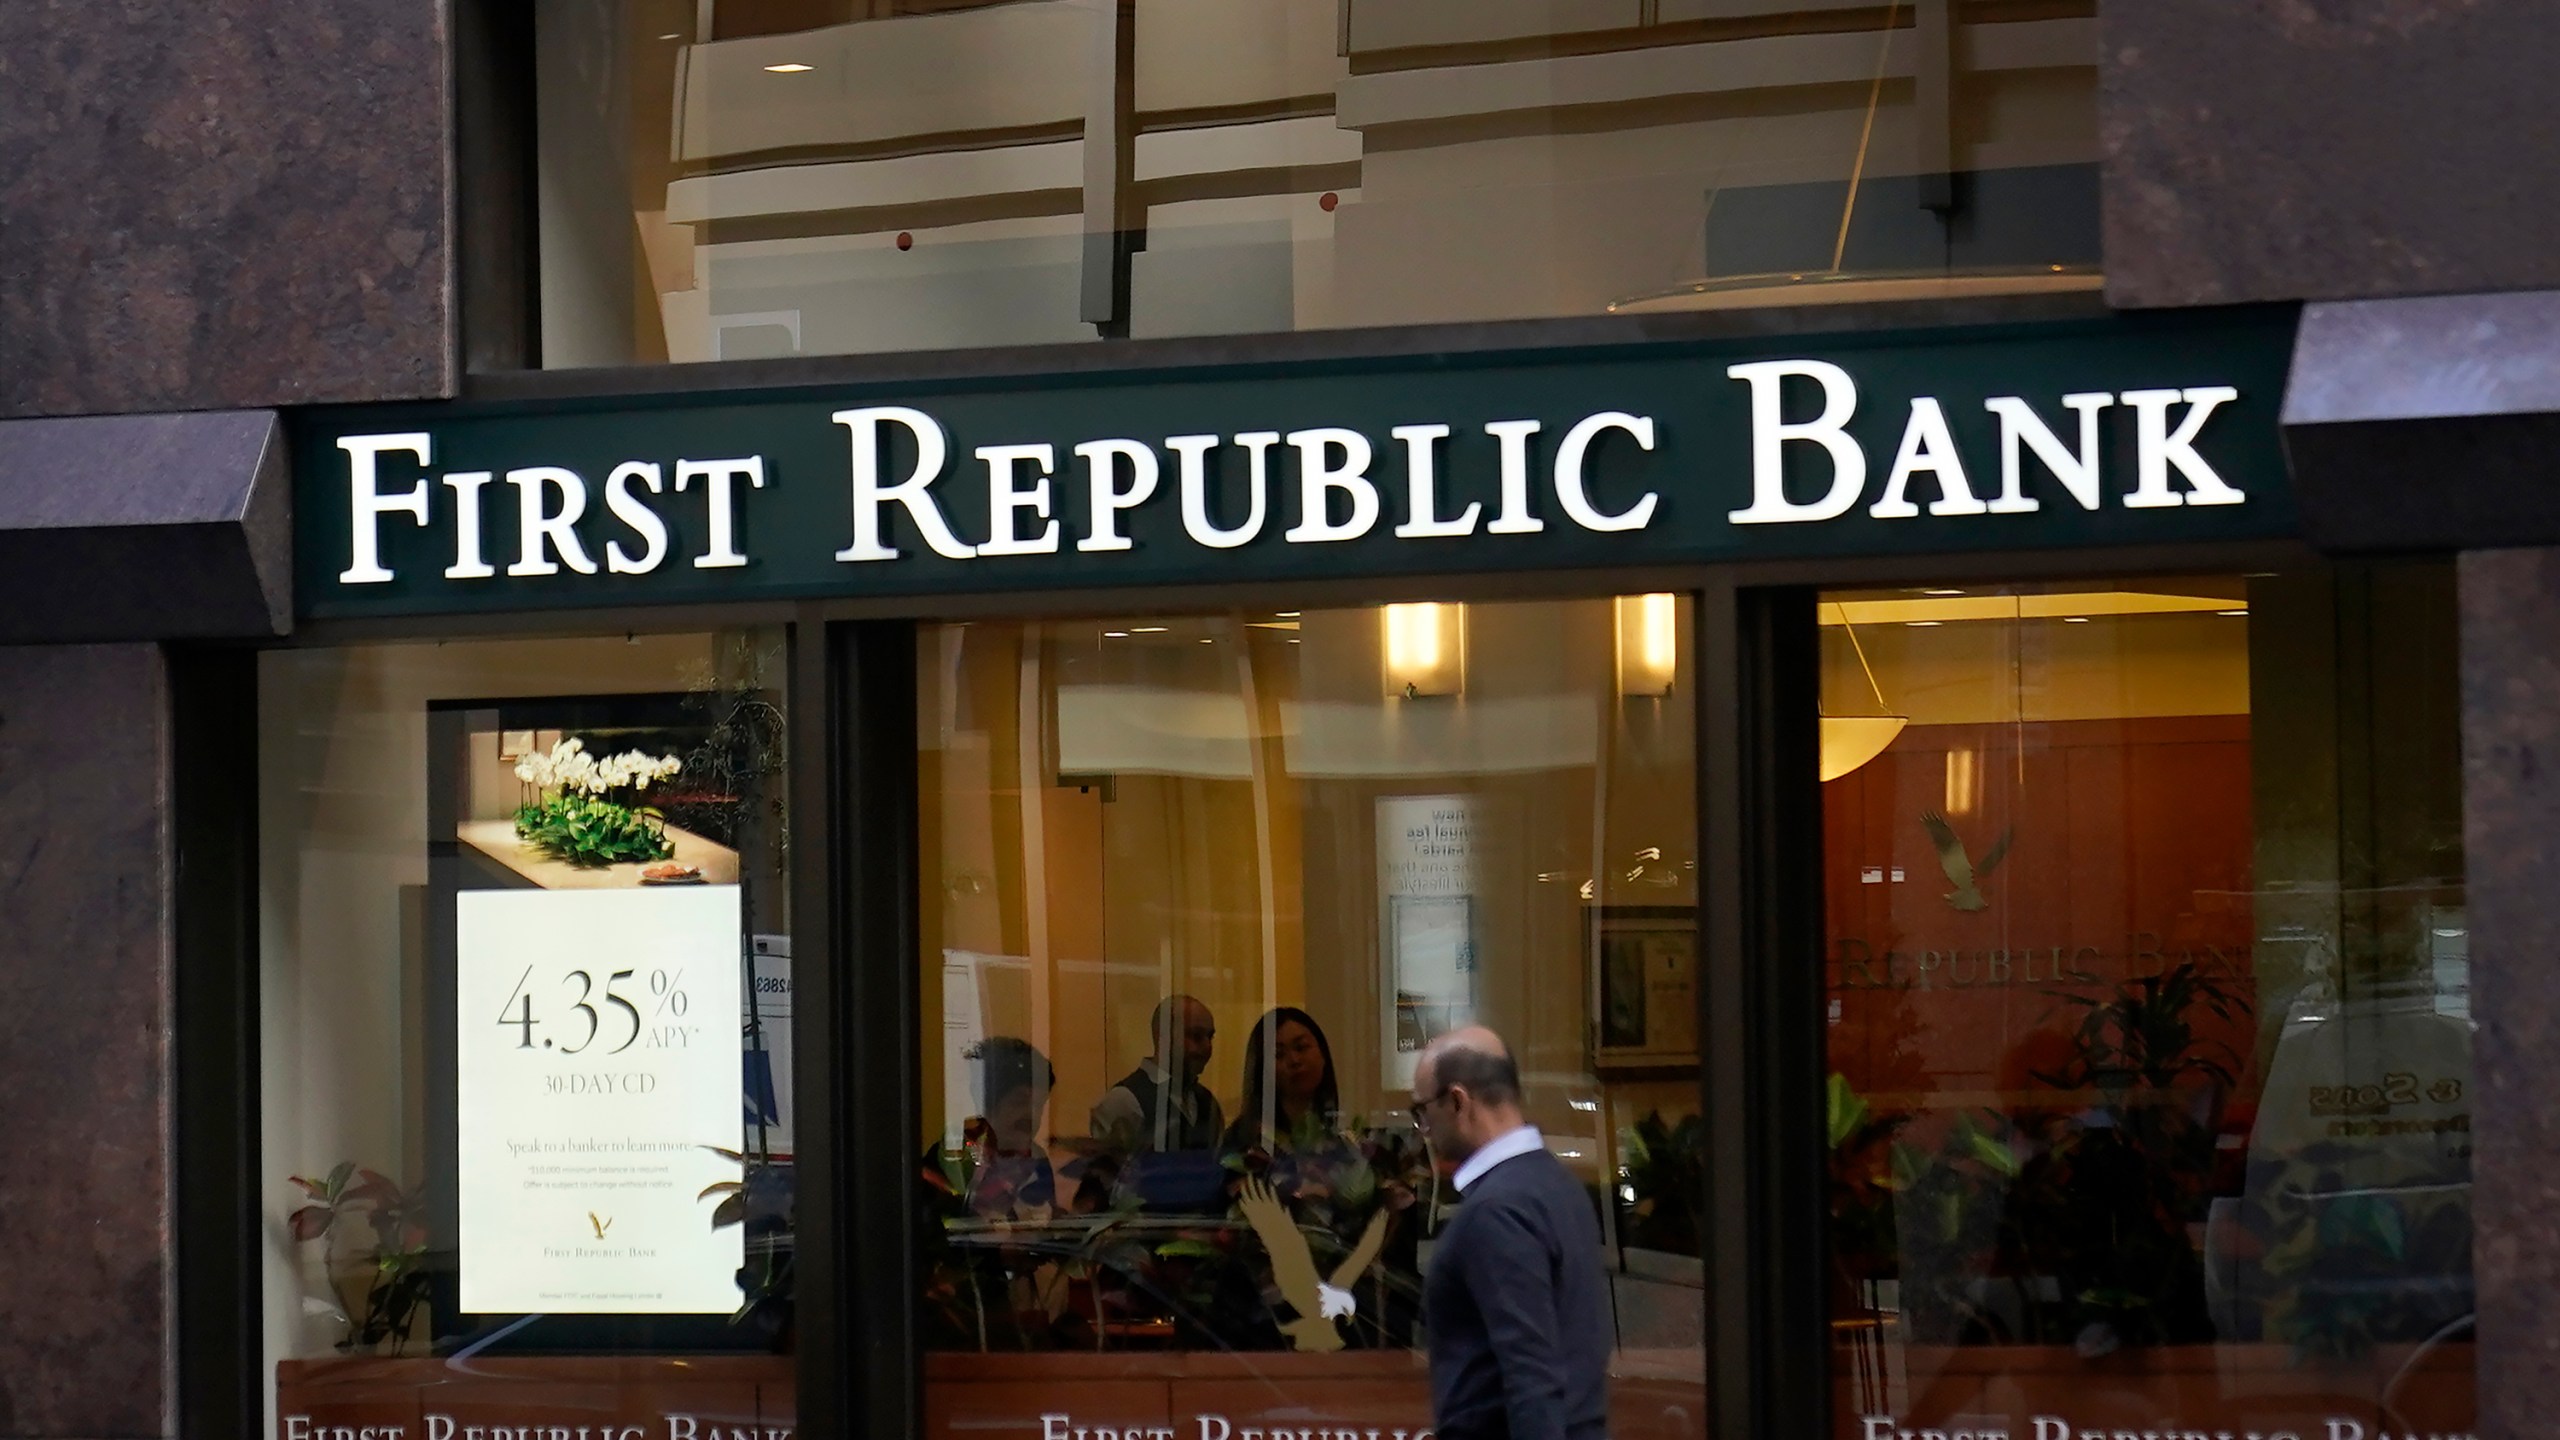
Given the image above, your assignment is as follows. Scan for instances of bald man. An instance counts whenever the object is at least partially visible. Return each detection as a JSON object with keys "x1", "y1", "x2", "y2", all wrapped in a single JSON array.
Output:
[
  {"x1": 1092, "y1": 994, "x2": 1222, "y2": 1152},
  {"x1": 1411, "y1": 1027, "x2": 1610, "y2": 1440}
]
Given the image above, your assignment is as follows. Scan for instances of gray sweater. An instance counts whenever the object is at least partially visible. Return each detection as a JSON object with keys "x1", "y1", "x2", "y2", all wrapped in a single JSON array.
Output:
[{"x1": 1423, "y1": 1148, "x2": 1613, "y2": 1440}]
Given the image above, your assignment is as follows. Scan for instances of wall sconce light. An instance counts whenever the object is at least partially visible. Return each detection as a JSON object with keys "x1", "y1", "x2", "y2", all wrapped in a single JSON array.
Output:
[
  {"x1": 1381, "y1": 602, "x2": 1464, "y2": 698},
  {"x1": 1616, "y1": 593, "x2": 1679, "y2": 697},
  {"x1": 1943, "y1": 748, "x2": 1979, "y2": 816}
]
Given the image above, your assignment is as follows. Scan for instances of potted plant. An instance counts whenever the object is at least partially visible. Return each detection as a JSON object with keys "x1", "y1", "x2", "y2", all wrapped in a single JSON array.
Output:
[
  {"x1": 511, "y1": 737, "x2": 685, "y2": 867},
  {"x1": 697, "y1": 1145, "x2": 796, "y2": 1344},
  {"x1": 285, "y1": 1163, "x2": 431, "y2": 1355},
  {"x1": 2007, "y1": 961, "x2": 2249, "y2": 1353}
]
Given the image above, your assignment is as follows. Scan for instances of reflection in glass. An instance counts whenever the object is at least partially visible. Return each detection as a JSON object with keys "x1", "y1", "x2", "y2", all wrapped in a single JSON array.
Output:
[
  {"x1": 537, "y1": 1, "x2": 2099, "y2": 365},
  {"x1": 1819, "y1": 572, "x2": 2473, "y2": 1438},
  {"x1": 918, "y1": 600, "x2": 1706, "y2": 1440}
]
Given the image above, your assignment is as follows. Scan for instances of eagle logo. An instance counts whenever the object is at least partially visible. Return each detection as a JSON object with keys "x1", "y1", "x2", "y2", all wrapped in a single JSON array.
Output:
[
  {"x1": 1237, "y1": 1178, "x2": 1391, "y2": 1353},
  {"x1": 588, "y1": 1212, "x2": 613, "y2": 1240},
  {"x1": 1920, "y1": 810, "x2": 2013, "y2": 912}
]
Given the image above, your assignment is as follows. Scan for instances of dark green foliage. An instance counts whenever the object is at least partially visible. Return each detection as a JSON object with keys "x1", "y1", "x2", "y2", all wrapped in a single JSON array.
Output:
[{"x1": 513, "y1": 792, "x2": 674, "y2": 867}]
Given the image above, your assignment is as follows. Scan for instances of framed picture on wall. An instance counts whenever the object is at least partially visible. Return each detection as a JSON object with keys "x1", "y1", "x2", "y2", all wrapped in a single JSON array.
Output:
[{"x1": 1588, "y1": 906, "x2": 1699, "y2": 1071}]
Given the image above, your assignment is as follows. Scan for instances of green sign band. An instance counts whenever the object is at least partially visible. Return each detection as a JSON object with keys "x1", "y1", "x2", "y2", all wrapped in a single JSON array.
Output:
[{"x1": 290, "y1": 309, "x2": 2299, "y2": 620}]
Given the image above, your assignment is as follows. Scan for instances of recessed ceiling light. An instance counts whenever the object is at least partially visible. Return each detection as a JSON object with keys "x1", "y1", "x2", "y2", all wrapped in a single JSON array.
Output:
[
  {"x1": 764, "y1": 62, "x2": 814, "y2": 73},
  {"x1": 658, "y1": 32, "x2": 682, "y2": 40},
  {"x1": 1921, "y1": 588, "x2": 1965, "y2": 597},
  {"x1": 1199, "y1": 638, "x2": 1215, "y2": 644},
  {"x1": 2217, "y1": 609, "x2": 2248, "y2": 617},
  {"x1": 1907, "y1": 620, "x2": 1943, "y2": 628},
  {"x1": 2063, "y1": 616, "x2": 2090, "y2": 624},
  {"x1": 1276, "y1": 611, "x2": 1301, "y2": 618},
  {"x1": 1103, "y1": 631, "x2": 1128, "y2": 638},
  {"x1": 1131, "y1": 626, "x2": 1168, "y2": 633}
]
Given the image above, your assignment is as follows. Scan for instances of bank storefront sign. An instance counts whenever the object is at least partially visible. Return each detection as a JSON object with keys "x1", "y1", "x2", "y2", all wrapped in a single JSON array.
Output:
[{"x1": 293, "y1": 309, "x2": 2298, "y2": 619}]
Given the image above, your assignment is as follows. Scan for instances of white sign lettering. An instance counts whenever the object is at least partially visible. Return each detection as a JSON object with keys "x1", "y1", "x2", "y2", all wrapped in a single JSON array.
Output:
[{"x1": 329, "y1": 373, "x2": 2248, "y2": 588}]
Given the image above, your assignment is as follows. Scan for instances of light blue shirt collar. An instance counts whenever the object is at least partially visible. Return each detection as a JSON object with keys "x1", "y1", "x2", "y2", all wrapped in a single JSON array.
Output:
[{"x1": 1453, "y1": 1124, "x2": 1545, "y2": 1193}]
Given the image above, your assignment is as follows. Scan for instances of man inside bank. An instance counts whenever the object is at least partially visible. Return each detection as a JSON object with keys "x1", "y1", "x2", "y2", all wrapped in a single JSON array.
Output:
[{"x1": 1093, "y1": 993, "x2": 1228, "y2": 1212}]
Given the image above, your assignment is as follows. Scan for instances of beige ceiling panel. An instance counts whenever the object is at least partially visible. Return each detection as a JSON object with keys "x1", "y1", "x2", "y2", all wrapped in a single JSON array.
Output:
[
  {"x1": 1657, "y1": 0, "x2": 1874, "y2": 20},
  {"x1": 675, "y1": 2, "x2": 1088, "y2": 163},
  {"x1": 1137, "y1": 0, "x2": 1348, "y2": 114},
  {"x1": 1344, "y1": 0, "x2": 1642, "y2": 56}
]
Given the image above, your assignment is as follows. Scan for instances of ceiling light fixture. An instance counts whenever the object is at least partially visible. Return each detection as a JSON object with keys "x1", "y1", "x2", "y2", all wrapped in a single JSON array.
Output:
[
  {"x1": 764, "y1": 62, "x2": 814, "y2": 73},
  {"x1": 1820, "y1": 602, "x2": 1908, "y2": 783},
  {"x1": 1131, "y1": 626, "x2": 1168, "y2": 633},
  {"x1": 1822, "y1": 592, "x2": 2243, "y2": 626}
]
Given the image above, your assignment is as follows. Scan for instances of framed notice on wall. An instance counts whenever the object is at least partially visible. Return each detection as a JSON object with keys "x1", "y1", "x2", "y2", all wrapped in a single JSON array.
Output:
[
  {"x1": 1377, "y1": 794, "x2": 1489, "y2": 1089},
  {"x1": 1589, "y1": 906, "x2": 1699, "y2": 1071}
]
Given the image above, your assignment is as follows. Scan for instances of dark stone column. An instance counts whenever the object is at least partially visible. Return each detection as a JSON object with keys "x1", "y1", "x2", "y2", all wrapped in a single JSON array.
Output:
[
  {"x1": 2461, "y1": 548, "x2": 2560, "y2": 1438},
  {"x1": 0, "y1": 0, "x2": 453, "y2": 416},
  {"x1": 2102, "y1": 0, "x2": 2560, "y2": 306},
  {"x1": 0, "y1": 646, "x2": 172, "y2": 1439}
]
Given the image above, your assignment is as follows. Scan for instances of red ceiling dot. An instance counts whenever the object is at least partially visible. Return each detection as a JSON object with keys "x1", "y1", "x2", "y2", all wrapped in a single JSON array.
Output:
[{"x1": 1318, "y1": 192, "x2": 1339, "y2": 212}]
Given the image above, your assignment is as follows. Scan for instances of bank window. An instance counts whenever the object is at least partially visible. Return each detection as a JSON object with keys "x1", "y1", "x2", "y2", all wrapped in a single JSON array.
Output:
[
  {"x1": 533, "y1": 0, "x2": 2099, "y2": 367},
  {"x1": 917, "y1": 598, "x2": 1708, "y2": 1440},
  {"x1": 258, "y1": 631, "x2": 795, "y2": 1437},
  {"x1": 1820, "y1": 568, "x2": 2473, "y2": 1437}
]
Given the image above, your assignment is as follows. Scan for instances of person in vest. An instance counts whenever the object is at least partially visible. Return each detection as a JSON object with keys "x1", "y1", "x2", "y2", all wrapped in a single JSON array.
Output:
[
  {"x1": 1092, "y1": 994, "x2": 1226, "y2": 1211},
  {"x1": 1092, "y1": 993, "x2": 1223, "y2": 1151}
]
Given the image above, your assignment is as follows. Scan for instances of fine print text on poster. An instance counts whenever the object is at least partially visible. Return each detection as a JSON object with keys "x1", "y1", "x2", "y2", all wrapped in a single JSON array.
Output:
[{"x1": 455, "y1": 886, "x2": 745, "y2": 1314}]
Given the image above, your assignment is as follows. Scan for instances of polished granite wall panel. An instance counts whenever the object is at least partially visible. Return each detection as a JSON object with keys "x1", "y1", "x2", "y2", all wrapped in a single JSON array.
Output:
[
  {"x1": 2461, "y1": 547, "x2": 2560, "y2": 1437},
  {"x1": 0, "y1": 647, "x2": 172, "y2": 1437},
  {"x1": 2103, "y1": 1, "x2": 2560, "y2": 307},
  {"x1": 0, "y1": 1, "x2": 452, "y2": 417}
]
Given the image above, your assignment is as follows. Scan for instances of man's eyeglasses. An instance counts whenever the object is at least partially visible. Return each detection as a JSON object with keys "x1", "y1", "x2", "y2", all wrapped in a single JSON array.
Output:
[{"x1": 1408, "y1": 1086, "x2": 1455, "y2": 1124}]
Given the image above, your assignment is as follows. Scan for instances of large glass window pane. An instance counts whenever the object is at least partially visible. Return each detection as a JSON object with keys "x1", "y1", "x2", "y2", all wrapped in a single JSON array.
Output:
[
  {"x1": 259, "y1": 631, "x2": 795, "y2": 1438},
  {"x1": 1819, "y1": 570, "x2": 2473, "y2": 1438},
  {"x1": 916, "y1": 599, "x2": 1707, "y2": 1440},
  {"x1": 537, "y1": 1, "x2": 2097, "y2": 366}
]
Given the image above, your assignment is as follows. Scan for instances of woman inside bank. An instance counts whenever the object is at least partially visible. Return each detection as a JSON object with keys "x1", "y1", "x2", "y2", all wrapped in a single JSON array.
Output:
[{"x1": 1222, "y1": 1007, "x2": 1428, "y2": 1349}]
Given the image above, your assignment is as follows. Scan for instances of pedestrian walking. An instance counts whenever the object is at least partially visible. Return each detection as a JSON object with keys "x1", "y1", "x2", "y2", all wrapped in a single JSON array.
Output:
[{"x1": 1410, "y1": 1027, "x2": 1612, "y2": 1440}]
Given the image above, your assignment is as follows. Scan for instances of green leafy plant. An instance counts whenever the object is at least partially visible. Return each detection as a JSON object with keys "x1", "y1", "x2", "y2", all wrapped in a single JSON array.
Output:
[
  {"x1": 2006, "y1": 961, "x2": 2249, "y2": 1351},
  {"x1": 511, "y1": 737, "x2": 683, "y2": 867},
  {"x1": 2035, "y1": 960, "x2": 2245, "y2": 1099},
  {"x1": 286, "y1": 1162, "x2": 430, "y2": 1355},
  {"x1": 698, "y1": 1145, "x2": 795, "y2": 1340}
]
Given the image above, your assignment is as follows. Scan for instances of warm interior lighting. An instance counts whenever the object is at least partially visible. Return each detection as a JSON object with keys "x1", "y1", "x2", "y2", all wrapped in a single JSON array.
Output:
[
  {"x1": 1821, "y1": 716, "x2": 1910, "y2": 783},
  {"x1": 1944, "y1": 749, "x2": 1979, "y2": 816},
  {"x1": 1616, "y1": 593, "x2": 1679, "y2": 697},
  {"x1": 1381, "y1": 603, "x2": 1464, "y2": 697},
  {"x1": 1820, "y1": 591, "x2": 2244, "y2": 626},
  {"x1": 1821, "y1": 601, "x2": 1908, "y2": 783},
  {"x1": 764, "y1": 62, "x2": 814, "y2": 73}
]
